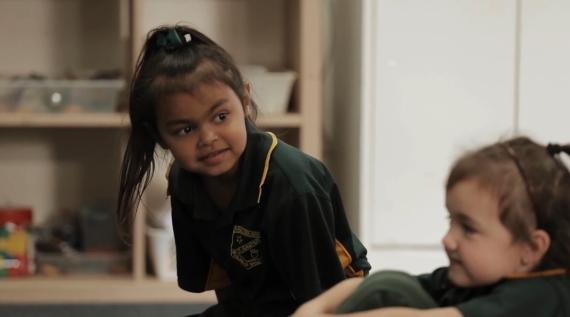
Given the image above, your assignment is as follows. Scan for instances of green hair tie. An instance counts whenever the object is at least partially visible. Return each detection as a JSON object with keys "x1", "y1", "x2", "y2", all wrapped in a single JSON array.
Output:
[{"x1": 156, "y1": 28, "x2": 191, "y2": 51}]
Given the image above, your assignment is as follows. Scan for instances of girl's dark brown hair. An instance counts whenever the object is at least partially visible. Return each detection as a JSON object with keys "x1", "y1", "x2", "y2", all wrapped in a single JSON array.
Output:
[
  {"x1": 446, "y1": 136, "x2": 570, "y2": 270},
  {"x1": 116, "y1": 25, "x2": 258, "y2": 241}
]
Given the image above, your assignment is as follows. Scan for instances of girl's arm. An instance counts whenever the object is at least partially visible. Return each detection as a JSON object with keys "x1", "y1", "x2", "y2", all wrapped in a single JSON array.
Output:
[
  {"x1": 293, "y1": 304, "x2": 462, "y2": 317},
  {"x1": 334, "y1": 307, "x2": 462, "y2": 317},
  {"x1": 291, "y1": 277, "x2": 364, "y2": 317},
  {"x1": 291, "y1": 277, "x2": 463, "y2": 317}
]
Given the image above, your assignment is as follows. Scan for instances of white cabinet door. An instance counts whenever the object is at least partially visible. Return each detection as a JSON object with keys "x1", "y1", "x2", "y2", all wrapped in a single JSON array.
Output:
[
  {"x1": 360, "y1": 0, "x2": 517, "y2": 273},
  {"x1": 519, "y1": 0, "x2": 570, "y2": 142}
]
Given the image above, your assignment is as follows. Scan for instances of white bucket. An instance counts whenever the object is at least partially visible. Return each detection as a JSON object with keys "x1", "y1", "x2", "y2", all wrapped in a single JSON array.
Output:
[{"x1": 146, "y1": 227, "x2": 177, "y2": 281}]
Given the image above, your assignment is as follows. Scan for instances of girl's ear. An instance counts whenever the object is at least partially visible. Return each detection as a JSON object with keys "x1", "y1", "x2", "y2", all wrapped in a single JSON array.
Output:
[
  {"x1": 243, "y1": 81, "x2": 253, "y2": 116},
  {"x1": 520, "y1": 229, "x2": 551, "y2": 271}
]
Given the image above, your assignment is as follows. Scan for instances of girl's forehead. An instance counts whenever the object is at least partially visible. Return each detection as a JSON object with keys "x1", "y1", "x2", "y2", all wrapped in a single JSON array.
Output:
[
  {"x1": 164, "y1": 81, "x2": 235, "y2": 102},
  {"x1": 446, "y1": 179, "x2": 500, "y2": 211},
  {"x1": 151, "y1": 59, "x2": 236, "y2": 95},
  {"x1": 156, "y1": 81, "x2": 244, "y2": 118}
]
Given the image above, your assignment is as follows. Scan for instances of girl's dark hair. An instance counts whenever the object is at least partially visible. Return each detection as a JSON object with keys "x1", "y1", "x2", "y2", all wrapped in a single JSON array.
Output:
[
  {"x1": 116, "y1": 25, "x2": 258, "y2": 240},
  {"x1": 446, "y1": 136, "x2": 570, "y2": 270}
]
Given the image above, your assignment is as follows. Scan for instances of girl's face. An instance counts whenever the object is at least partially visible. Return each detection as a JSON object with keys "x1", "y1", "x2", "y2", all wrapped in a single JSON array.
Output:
[
  {"x1": 156, "y1": 81, "x2": 248, "y2": 179},
  {"x1": 442, "y1": 179, "x2": 530, "y2": 287}
]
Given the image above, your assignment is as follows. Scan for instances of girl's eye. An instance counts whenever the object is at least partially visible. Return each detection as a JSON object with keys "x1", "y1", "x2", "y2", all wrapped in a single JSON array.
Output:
[
  {"x1": 447, "y1": 215, "x2": 476, "y2": 236},
  {"x1": 176, "y1": 126, "x2": 194, "y2": 136},
  {"x1": 461, "y1": 223, "x2": 476, "y2": 235},
  {"x1": 214, "y1": 112, "x2": 228, "y2": 123}
]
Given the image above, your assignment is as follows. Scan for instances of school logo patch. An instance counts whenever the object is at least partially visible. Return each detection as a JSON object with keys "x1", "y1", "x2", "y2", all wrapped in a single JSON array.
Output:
[{"x1": 230, "y1": 225, "x2": 262, "y2": 270}]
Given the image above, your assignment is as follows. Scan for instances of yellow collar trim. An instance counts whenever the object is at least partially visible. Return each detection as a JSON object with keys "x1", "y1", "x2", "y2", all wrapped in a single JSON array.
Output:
[
  {"x1": 257, "y1": 132, "x2": 278, "y2": 203},
  {"x1": 507, "y1": 268, "x2": 567, "y2": 280}
]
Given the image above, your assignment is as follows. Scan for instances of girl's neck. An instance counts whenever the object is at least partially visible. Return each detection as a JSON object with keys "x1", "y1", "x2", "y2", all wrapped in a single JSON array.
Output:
[{"x1": 201, "y1": 170, "x2": 239, "y2": 210}]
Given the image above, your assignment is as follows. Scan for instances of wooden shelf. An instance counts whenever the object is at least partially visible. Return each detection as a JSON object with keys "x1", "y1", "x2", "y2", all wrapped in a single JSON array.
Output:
[
  {"x1": 0, "y1": 112, "x2": 301, "y2": 128},
  {"x1": 0, "y1": 113, "x2": 130, "y2": 128},
  {"x1": 0, "y1": 276, "x2": 217, "y2": 304}
]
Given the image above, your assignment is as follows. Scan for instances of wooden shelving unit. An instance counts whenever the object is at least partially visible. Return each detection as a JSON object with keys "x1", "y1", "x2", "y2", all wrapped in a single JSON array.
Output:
[{"x1": 0, "y1": 0, "x2": 322, "y2": 304}]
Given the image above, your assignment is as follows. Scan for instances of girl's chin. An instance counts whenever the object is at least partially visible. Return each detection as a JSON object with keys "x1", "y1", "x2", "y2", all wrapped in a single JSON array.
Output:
[{"x1": 447, "y1": 266, "x2": 470, "y2": 287}]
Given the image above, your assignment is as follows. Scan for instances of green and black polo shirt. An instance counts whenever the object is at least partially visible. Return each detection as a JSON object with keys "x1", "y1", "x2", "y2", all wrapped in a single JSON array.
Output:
[
  {"x1": 418, "y1": 267, "x2": 570, "y2": 317},
  {"x1": 167, "y1": 126, "x2": 370, "y2": 317}
]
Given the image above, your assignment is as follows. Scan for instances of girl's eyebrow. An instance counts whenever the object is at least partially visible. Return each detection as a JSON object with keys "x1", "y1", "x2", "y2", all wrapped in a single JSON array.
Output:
[
  {"x1": 206, "y1": 98, "x2": 228, "y2": 115},
  {"x1": 449, "y1": 210, "x2": 478, "y2": 227},
  {"x1": 165, "y1": 118, "x2": 193, "y2": 127}
]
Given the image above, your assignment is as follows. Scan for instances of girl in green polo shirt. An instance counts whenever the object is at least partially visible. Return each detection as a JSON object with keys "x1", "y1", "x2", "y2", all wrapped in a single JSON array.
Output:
[
  {"x1": 116, "y1": 25, "x2": 370, "y2": 317},
  {"x1": 292, "y1": 137, "x2": 570, "y2": 317}
]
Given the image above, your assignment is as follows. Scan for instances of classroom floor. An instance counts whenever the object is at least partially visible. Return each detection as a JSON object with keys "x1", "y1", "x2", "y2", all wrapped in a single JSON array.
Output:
[{"x1": 0, "y1": 303, "x2": 211, "y2": 317}]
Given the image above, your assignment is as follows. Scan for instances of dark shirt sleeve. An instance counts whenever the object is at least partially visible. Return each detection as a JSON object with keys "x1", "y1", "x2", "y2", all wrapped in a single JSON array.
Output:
[
  {"x1": 417, "y1": 267, "x2": 454, "y2": 303},
  {"x1": 267, "y1": 193, "x2": 347, "y2": 302},
  {"x1": 329, "y1": 184, "x2": 371, "y2": 277},
  {"x1": 456, "y1": 278, "x2": 561, "y2": 317},
  {"x1": 171, "y1": 196, "x2": 211, "y2": 293}
]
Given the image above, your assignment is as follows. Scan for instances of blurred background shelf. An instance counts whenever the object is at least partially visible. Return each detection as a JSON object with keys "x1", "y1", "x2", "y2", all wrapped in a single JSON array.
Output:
[
  {"x1": 0, "y1": 112, "x2": 302, "y2": 128},
  {"x1": 0, "y1": 113, "x2": 130, "y2": 128}
]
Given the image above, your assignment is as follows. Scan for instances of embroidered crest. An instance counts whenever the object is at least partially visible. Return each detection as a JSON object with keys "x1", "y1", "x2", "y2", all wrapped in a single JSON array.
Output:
[{"x1": 230, "y1": 225, "x2": 262, "y2": 270}]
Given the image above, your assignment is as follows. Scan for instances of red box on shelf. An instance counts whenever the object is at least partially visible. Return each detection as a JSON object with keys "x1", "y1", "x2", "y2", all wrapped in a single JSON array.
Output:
[{"x1": 0, "y1": 207, "x2": 33, "y2": 277}]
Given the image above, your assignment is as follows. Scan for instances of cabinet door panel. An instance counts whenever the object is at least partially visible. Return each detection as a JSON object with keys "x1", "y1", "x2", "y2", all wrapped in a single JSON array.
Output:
[
  {"x1": 361, "y1": 0, "x2": 516, "y2": 268},
  {"x1": 519, "y1": 0, "x2": 570, "y2": 142}
]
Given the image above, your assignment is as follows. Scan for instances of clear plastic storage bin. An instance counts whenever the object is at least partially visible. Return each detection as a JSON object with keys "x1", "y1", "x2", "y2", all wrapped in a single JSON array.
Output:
[{"x1": 0, "y1": 79, "x2": 125, "y2": 113}]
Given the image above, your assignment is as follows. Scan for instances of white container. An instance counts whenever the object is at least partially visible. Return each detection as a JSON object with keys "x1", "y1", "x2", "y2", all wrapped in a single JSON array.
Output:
[
  {"x1": 0, "y1": 79, "x2": 125, "y2": 113},
  {"x1": 146, "y1": 227, "x2": 177, "y2": 281},
  {"x1": 242, "y1": 70, "x2": 296, "y2": 115}
]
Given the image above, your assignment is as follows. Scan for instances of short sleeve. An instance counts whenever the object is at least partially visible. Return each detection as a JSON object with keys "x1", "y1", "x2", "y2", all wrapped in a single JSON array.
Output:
[
  {"x1": 329, "y1": 183, "x2": 371, "y2": 277},
  {"x1": 267, "y1": 193, "x2": 346, "y2": 302},
  {"x1": 457, "y1": 278, "x2": 561, "y2": 317},
  {"x1": 171, "y1": 196, "x2": 211, "y2": 292}
]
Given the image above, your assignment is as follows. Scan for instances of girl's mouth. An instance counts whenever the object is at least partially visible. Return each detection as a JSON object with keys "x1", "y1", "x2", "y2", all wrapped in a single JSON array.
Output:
[
  {"x1": 200, "y1": 148, "x2": 228, "y2": 165},
  {"x1": 448, "y1": 257, "x2": 462, "y2": 266}
]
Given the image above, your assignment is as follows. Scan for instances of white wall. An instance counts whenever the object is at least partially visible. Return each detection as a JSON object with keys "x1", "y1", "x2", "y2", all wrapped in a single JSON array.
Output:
[{"x1": 518, "y1": 0, "x2": 570, "y2": 140}]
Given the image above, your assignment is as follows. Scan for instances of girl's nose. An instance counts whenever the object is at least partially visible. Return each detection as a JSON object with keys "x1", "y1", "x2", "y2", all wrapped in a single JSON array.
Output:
[
  {"x1": 198, "y1": 126, "x2": 217, "y2": 147},
  {"x1": 441, "y1": 228, "x2": 457, "y2": 252}
]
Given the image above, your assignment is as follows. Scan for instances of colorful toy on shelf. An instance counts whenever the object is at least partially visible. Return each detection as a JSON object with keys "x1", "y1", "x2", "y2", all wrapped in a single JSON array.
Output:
[{"x1": 0, "y1": 207, "x2": 33, "y2": 277}]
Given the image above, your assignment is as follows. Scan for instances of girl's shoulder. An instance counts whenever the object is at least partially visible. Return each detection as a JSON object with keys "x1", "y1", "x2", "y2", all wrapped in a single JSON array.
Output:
[
  {"x1": 457, "y1": 275, "x2": 570, "y2": 317},
  {"x1": 499, "y1": 273, "x2": 570, "y2": 296},
  {"x1": 268, "y1": 140, "x2": 335, "y2": 193},
  {"x1": 271, "y1": 139, "x2": 329, "y2": 178}
]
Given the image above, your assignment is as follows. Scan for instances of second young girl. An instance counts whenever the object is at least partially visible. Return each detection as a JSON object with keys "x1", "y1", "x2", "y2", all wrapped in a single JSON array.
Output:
[
  {"x1": 116, "y1": 25, "x2": 370, "y2": 317},
  {"x1": 293, "y1": 136, "x2": 570, "y2": 317}
]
